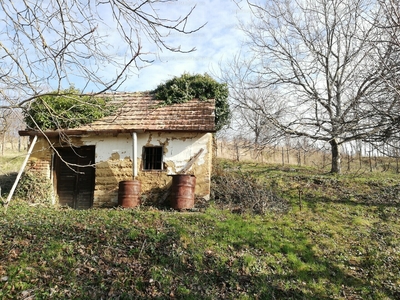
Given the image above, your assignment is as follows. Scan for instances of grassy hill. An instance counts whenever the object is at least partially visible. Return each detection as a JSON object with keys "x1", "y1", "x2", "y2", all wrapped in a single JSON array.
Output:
[{"x1": 1, "y1": 159, "x2": 399, "y2": 299}]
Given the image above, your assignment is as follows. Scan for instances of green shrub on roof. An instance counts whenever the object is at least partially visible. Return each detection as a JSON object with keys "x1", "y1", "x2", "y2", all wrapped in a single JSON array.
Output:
[
  {"x1": 152, "y1": 73, "x2": 231, "y2": 131},
  {"x1": 24, "y1": 87, "x2": 114, "y2": 130}
]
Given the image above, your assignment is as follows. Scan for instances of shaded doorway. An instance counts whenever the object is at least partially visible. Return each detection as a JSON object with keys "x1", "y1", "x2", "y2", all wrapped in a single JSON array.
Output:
[{"x1": 54, "y1": 146, "x2": 95, "y2": 209}]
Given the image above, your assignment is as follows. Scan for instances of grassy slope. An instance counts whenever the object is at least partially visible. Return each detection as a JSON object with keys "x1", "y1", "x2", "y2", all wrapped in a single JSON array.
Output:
[
  {"x1": 0, "y1": 152, "x2": 25, "y2": 196},
  {"x1": 1, "y1": 159, "x2": 399, "y2": 299}
]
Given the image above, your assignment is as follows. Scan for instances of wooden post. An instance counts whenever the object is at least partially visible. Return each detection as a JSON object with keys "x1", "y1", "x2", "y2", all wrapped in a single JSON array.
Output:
[
  {"x1": 4, "y1": 135, "x2": 37, "y2": 212},
  {"x1": 297, "y1": 150, "x2": 301, "y2": 166},
  {"x1": 347, "y1": 151, "x2": 351, "y2": 172},
  {"x1": 235, "y1": 142, "x2": 240, "y2": 161},
  {"x1": 369, "y1": 150, "x2": 372, "y2": 172},
  {"x1": 298, "y1": 189, "x2": 302, "y2": 211},
  {"x1": 287, "y1": 148, "x2": 290, "y2": 164}
]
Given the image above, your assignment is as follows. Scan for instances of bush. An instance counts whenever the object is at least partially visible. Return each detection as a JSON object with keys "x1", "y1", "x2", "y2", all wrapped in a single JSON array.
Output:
[
  {"x1": 152, "y1": 73, "x2": 231, "y2": 131},
  {"x1": 15, "y1": 172, "x2": 53, "y2": 205},
  {"x1": 24, "y1": 87, "x2": 115, "y2": 130},
  {"x1": 211, "y1": 166, "x2": 289, "y2": 214}
]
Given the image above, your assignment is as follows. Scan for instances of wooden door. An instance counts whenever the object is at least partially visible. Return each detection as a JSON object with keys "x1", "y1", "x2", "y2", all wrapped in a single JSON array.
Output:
[{"x1": 54, "y1": 146, "x2": 95, "y2": 209}]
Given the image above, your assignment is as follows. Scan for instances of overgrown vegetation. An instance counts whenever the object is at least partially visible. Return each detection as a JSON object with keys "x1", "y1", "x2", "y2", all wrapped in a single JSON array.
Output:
[
  {"x1": 152, "y1": 73, "x2": 230, "y2": 131},
  {"x1": 15, "y1": 172, "x2": 53, "y2": 205},
  {"x1": 1, "y1": 159, "x2": 400, "y2": 299},
  {"x1": 24, "y1": 87, "x2": 115, "y2": 130},
  {"x1": 211, "y1": 163, "x2": 289, "y2": 214}
]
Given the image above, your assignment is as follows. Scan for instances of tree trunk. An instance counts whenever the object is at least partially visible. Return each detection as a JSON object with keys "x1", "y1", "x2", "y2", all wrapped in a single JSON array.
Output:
[{"x1": 330, "y1": 139, "x2": 341, "y2": 174}]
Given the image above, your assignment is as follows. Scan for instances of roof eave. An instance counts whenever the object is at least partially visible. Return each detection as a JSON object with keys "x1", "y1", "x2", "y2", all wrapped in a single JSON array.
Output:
[{"x1": 19, "y1": 128, "x2": 216, "y2": 137}]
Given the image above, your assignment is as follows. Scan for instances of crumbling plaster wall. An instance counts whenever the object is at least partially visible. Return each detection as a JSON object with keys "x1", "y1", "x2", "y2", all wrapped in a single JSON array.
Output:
[
  {"x1": 82, "y1": 131, "x2": 213, "y2": 206},
  {"x1": 134, "y1": 132, "x2": 213, "y2": 205},
  {"x1": 27, "y1": 131, "x2": 213, "y2": 207},
  {"x1": 27, "y1": 136, "x2": 57, "y2": 178}
]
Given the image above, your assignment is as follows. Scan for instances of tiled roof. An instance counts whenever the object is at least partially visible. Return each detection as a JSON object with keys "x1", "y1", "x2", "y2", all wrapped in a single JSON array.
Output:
[{"x1": 27, "y1": 92, "x2": 215, "y2": 135}]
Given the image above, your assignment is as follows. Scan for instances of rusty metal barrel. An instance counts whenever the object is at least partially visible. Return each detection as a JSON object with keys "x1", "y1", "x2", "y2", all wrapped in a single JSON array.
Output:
[
  {"x1": 118, "y1": 180, "x2": 141, "y2": 208},
  {"x1": 169, "y1": 174, "x2": 196, "y2": 210}
]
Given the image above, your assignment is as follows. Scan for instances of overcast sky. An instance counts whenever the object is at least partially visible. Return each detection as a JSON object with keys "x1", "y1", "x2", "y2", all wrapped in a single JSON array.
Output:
[{"x1": 116, "y1": 0, "x2": 251, "y2": 92}]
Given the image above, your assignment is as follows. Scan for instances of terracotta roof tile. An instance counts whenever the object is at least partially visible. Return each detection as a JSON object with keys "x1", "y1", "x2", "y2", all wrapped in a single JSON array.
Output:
[{"x1": 74, "y1": 92, "x2": 216, "y2": 133}]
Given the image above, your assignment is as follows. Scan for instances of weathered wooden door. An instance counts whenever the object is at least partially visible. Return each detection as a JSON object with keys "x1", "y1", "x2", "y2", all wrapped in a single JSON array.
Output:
[{"x1": 54, "y1": 146, "x2": 95, "y2": 209}]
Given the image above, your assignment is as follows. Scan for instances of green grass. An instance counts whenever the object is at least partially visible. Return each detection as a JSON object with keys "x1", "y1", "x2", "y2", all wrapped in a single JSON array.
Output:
[
  {"x1": 0, "y1": 152, "x2": 25, "y2": 197},
  {"x1": 1, "y1": 159, "x2": 400, "y2": 299},
  {"x1": 0, "y1": 152, "x2": 25, "y2": 174}
]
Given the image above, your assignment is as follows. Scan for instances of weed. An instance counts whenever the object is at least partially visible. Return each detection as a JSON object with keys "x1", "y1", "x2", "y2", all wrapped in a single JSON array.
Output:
[
  {"x1": 15, "y1": 172, "x2": 53, "y2": 205},
  {"x1": 1, "y1": 160, "x2": 400, "y2": 299}
]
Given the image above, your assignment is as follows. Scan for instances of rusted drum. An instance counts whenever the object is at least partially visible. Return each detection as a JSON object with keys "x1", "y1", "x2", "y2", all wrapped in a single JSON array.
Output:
[
  {"x1": 170, "y1": 174, "x2": 196, "y2": 210},
  {"x1": 118, "y1": 180, "x2": 141, "y2": 208}
]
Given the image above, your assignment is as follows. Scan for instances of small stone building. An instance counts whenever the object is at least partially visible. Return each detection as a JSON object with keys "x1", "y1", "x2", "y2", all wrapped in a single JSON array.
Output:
[{"x1": 19, "y1": 92, "x2": 215, "y2": 209}]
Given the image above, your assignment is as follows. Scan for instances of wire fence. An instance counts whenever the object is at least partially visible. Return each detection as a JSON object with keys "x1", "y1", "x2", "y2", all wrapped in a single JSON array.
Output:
[
  {"x1": 0, "y1": 137, "x2": 28, "y2": 155},
  {"x1": 216, "y1": 139, "x2": 400, "y2": 174}
]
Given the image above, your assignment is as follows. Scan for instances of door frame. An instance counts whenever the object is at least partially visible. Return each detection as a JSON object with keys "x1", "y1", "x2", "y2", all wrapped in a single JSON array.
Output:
[{"x1": 53, "y1": 145, "x2": 96, "y2": 209}]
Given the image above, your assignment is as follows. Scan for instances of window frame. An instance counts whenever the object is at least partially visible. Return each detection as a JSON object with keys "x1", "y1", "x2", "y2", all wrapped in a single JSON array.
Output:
[{"x1": 142, "y1": 146, "x2": 163, "y2": 171}]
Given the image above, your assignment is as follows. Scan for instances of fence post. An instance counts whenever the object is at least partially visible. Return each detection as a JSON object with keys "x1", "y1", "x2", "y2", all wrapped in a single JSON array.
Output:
[{"x1": 369, "y1": 151, "x2": 372, "y2": 172}]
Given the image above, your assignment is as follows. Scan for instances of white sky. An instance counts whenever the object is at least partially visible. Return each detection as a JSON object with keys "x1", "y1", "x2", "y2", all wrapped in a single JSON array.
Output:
[{"x1": 109, "y1": 0, "x2": 251, "y2": 92}]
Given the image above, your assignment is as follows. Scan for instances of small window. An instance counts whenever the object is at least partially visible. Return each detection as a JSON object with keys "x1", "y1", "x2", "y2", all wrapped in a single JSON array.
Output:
[{"x1": 143, "y1": 146, "x2": 163, "y2": 170}]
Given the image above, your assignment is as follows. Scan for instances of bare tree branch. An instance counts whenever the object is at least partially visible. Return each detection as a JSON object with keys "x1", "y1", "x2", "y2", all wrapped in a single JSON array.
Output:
[
  {"x1": 0, "y1": 0, "x2": 203, "y2": 108},
  {"x1": 223, "y1": 0, "x2": 397, "y2": 173}
]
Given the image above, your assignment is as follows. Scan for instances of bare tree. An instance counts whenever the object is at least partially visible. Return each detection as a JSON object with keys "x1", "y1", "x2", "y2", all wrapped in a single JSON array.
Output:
[
  {"x1": 232, "y1": 92, "x2": 282, "y2": 151},
  {"x1": 220, "y1": 53, "x2": 284, "y2": 152},
  {"x1": 364, "y1": 0, "x2": 400, "y2": 153},
  {"x1": 224, "y1": 0, "x2": 398, "y2": 173},
  {"x1": 0, "y1": 0, "x2": 203, "y2": 112},
  {"x1": 0, "y1": 109, "x2": 12, "y2": 155}
]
